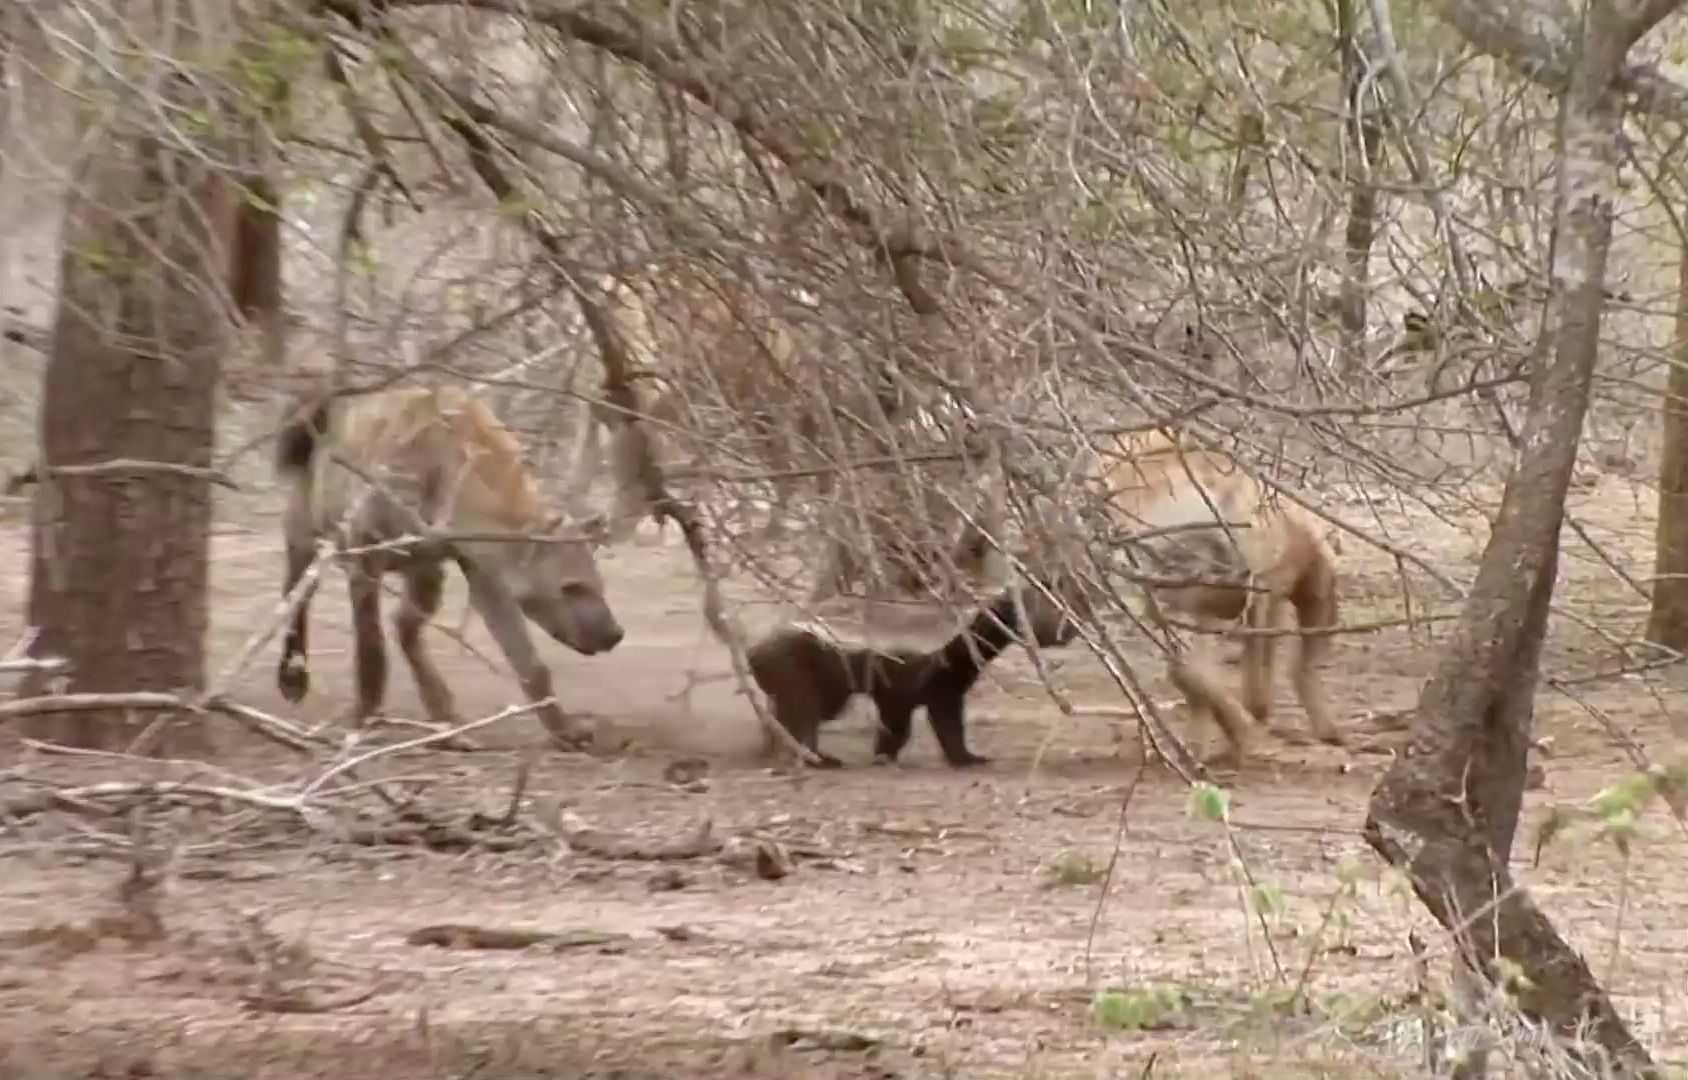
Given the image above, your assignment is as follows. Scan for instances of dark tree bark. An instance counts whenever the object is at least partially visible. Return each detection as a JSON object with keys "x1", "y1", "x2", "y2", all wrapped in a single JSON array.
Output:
[
  {"x1": 1362, "y1": 2, "x2": 1679, "y2": 1076},
  {"x1": 16, "y1": 20, "x2": 250, "y2": 755},
  {"x1": 1645, "y1": 244, "x2": 1688, "y2": 650}
]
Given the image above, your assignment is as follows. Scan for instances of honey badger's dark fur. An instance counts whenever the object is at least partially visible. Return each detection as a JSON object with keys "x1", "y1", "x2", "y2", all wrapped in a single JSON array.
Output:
[
  {"x1": 748, "y1": 585, "x2": 1079, "y2": 768},
  {"x1": 747, "y1": 632, "x2": 932, "y2": 769}
]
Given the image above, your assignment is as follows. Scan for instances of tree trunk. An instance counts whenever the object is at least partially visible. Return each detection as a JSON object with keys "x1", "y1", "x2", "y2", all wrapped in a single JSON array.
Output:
[
  {"x1": 1336, "y1": 0, "x2": 1386, "y2": 373},
  {"x1": 1362, "y1": 3, "x2": 1657, "y2": 1076},
  {"x1": 17, "y1": 10, "x2": 242, "y2": 756},
  {"x1": 1645, "y1": 241, "x2": 1688, "y2": 650}
]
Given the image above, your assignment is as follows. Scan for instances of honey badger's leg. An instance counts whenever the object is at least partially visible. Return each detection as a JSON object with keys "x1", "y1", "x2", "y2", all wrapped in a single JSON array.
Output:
[
  {"x1": 394, "y1": 562, "x2": 462, "y2": 727},
  {"x1": 859, "y1": 651, "x2": 918, "y2": 763},
  {"x1": 870, "y1": 698, "x2": 916, "y2": 763},
  {"x1": 924, "y1": 692, "x2": 991, "y2": 767},
  {"x1": 749, "y1": 631, "x2": 845, "y2": 767},
  {"x1": 871, "y1": 682, "x2": 918, "y2": 766},
  {"x1": 774, "y1": 688, "x2": 844, "y2": 768},
  {"x1": 347, "y1": 562, "x2": 388, "y2": 726}
]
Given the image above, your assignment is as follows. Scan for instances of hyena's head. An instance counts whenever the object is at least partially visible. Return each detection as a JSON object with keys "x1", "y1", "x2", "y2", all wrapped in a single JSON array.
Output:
[{"x1": 504, "y1": 512, "x2": 624, "y2": 656}]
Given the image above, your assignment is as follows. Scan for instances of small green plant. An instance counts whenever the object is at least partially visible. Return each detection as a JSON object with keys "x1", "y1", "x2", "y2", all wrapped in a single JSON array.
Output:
[
  {"x1": 1248, "y1": 881, "x2": 1286, "y2": 923},
  {"x1": 346, "y1": 238, "x2": 378, "y2": 277},
  {"x1": 1533, "y1": 753, "x2": 1688, "y2": 858},
  {"x1": 1044, "y1": 850, "x2": 1106, "y2": 887},
  {"x1": 1496, "y1": 956, "x2": 1536, "y2": 996},
  {"x1": 1249, "y1": 984, "x2": 1308, "y2": 1018},
  {"x1": 1321, "y1": 991, "x2": 1390, "y2": 1030},
  {"x1": 1092, "y1": 983, "x2": 1190, "y2": 1031},
  {"x1": 72, "y1": 240, "x2": 130, "y2": 281}
]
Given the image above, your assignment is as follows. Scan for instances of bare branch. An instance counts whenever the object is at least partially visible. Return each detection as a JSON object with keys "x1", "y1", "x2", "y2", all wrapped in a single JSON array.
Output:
[
  {"x1": 9, "y1": 458, "x2": 241, "y2": 490},
  {"x1": 363, "y1": 0, "x2": 952, "y2": 314},
  {"x1": 1434, "y1": 0, "x2": 1688, "y2": 116}
]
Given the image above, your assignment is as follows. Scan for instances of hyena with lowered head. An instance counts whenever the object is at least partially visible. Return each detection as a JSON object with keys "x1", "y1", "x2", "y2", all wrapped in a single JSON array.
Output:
[
  {"x1": 1096, "y1": 426, "x2": 1342, "y2": 768},
  {"x1": 274, "y1": 384, "x2": 625, "y2": 749}
]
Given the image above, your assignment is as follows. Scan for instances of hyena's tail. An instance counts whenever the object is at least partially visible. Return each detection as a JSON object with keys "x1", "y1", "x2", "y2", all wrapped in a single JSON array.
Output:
[{"x1": 274, "y1": 396, "x2": 331, "y2": 478}]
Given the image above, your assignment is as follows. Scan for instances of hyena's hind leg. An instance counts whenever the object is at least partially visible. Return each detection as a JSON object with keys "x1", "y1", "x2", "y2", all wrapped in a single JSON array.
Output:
[
  {"x1": 394, "y1": 562, "x2": 462, "y2": 727},
  {"x1": 1239, "y1": 589, "x2": 1284, "y2": 732},
  {"x1": 1290, "y1": 549, "x2": 1343, "y2": 746},
  {"x1": 276, "y1": 533, "x2": 319, "y2": 705},
  {"x1": 1167, "y1": 638, "x2": 1258, "y2": 770}
]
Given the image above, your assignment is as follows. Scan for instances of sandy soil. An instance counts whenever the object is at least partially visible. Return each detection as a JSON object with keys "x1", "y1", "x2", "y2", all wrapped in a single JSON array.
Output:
[{"x1": 2, "y1": 473, "x2": 1686, "y2": 1080}]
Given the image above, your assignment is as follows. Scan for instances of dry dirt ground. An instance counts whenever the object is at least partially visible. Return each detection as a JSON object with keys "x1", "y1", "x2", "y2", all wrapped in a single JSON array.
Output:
[{"x1": 2, "y1": 471, "x2": 1688, "y2": 1079}]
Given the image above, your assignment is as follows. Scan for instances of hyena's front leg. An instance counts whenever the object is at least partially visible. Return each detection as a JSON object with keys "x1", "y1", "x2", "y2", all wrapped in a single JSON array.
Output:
[{"x1": 461, "y1": 562, "x2": 592, "y2": 750}]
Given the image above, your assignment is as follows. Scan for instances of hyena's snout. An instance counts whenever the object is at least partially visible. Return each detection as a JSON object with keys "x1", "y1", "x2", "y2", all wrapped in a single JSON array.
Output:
[{"x1": 524, "y1": 589, "x2": 625, "y2": 656}]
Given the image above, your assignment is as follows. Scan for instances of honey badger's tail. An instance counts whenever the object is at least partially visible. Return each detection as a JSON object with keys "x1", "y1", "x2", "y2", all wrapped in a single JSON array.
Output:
[{"x1": 274, "y1": 396, "x2": 331, "y2": 478}]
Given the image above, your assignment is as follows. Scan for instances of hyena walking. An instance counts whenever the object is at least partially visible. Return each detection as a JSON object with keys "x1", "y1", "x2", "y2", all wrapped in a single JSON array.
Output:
[
  {"x1": 1097, "y1": 427, "x2": 1342, "y2": 767},
  {"x1": 274, "y1": 385, "x2": 624, "y2": 749}
]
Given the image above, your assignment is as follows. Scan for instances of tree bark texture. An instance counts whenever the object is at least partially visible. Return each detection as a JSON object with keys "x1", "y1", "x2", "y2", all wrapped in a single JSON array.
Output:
[
  {"x1": 1363, "y1": 4, "x2": 1656, "y2": 1076},
  {"x1": 17, "y1": 64, "x2": 238, "y2": 754},
  {"x1": 1645, "y1": 240, "x2": 1688, "y2": 650}
]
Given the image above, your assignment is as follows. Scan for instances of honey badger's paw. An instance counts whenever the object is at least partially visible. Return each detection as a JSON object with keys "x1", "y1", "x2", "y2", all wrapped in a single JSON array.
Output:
[{"x1": 946, "y1": 751, "x2": 993, "y2": 768}]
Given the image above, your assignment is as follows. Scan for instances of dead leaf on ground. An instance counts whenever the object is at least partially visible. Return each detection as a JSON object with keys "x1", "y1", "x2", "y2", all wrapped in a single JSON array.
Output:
[{"x1": 719, "y1": 836, "x2": 793, "y2": 880}]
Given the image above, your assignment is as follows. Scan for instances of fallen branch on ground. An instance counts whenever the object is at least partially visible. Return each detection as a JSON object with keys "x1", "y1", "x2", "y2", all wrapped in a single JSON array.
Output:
[
  {"x1": 339, "y1": 819, "x2": 540, "y2": 852},
  {"x1": 0, "y1": 691, "x2": 318, "y2": 753},
  {"x1": 242, "y1": 985, "x2": 384, "y2": 1014},
  {"x1": 405, "y1": 924, "x2": 634, "y2": 950},
  {"x1": 550, "y1": 810, "x2": 722, "y2": 860}
]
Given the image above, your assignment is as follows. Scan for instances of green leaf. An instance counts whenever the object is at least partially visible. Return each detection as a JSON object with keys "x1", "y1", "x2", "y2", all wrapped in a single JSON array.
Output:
[
  {"x1": 1249, "y1": 882, "x2": 1285, "y2": 917},
  {"x1": 346, "y1": 239, "x2": 378, "y2": 276},
  {"x1": 1589, "y1": 771, "x2": 1659, "y2": 820},
  {"x1": 1264, "y1": 7, "x2": 1305, "y2": 42},
  {"x1": 942, "y1": 25, "x2": 997, "y2": 68},
  {"x1": 73, "y1": 241, "x2": 120, "y2": 275},
  {"x1": 1600, "y1": 806, "x2": 1639, "y2": 854},
  {"x1": 1188, "y1": 782, "x2": 1229, "y2": 823},
  {"x1": 1165, "y1": 125, "x2": 1196, "y2": 164},
  {"x1": 793, "y1": 119, "x2": 840, "y2": 155},
  {"x1": 497, "y1": 189, "x2": 534, "y2": 220},
  {"x1": 1497, "y1": 956, "x2": 1535, "y2": 994},
  {"x1": 179, "y1": 108, "x2": 217, "y2": 138}
]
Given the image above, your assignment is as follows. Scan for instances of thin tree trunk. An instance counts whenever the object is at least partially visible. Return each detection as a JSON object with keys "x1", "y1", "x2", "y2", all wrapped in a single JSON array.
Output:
[
  {"x1": 1336, "y1": 0, "x2": 1386, "y2": 373},
  {"x1": 1645, "y1": 244, "x2": 1688, "y2": 650},
  {"x1": 17, "y1": 2, "x2": 243, "y2": 756},
  {"x1": 1362, "y1": 3, "x2": 1656, "y2": 1076}
]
